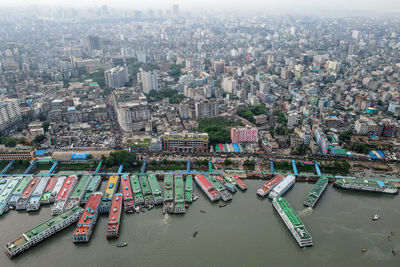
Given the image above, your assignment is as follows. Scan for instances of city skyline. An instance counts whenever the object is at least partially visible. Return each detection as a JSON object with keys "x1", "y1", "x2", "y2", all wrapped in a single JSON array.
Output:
[{"x1": 2, "y1": 0, "x2": 400, "y2": 14}]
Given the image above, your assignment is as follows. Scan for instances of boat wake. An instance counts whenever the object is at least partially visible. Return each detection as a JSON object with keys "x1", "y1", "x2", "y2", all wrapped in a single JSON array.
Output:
[
  {"x1": 297, "y1": 207, "x2": 313, "y2": 218},
  {"x1": 161, "y1": 213, "x2": 171, "y2": 226}
]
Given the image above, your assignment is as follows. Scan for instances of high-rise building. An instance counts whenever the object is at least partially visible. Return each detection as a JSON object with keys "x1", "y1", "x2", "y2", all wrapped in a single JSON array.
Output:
[
  {"x1": 195, "y1": 100, "x2": 219, "y2": 119},
  {"x1": 352, "y1": 30, "x2": 360, "y2": 40},
  {"x1": 231, "y1": 127, "x2": 258, "y2": 143},
  {"x1": 212, "y1": 60, "x2": 225, "y2": 74},
  {"x1": 105, "y1": 67, "x2": 129, "y2": 88},
  {"x1": 314, "y1": 128, "x2": 328, "y2": 155},
  {"x1": 222, "y1": 77, "x2": 237, "y2": 93},
  {"x1": 0, "y1": 98, "x2": 22, "y2": 133},
  {"x1": 87, "y1": 35, "x2": 101, "y2": 51},
  {"x1": 178, "y1": 103, "x2": 190, "y2": 120},
  {"x1": 101, "y1": 5, "x2": 108, "y2": 16},
  {"x1": 137, "y1": 71, "x2": 158, "y2": 93},
  {"x1": 111, "y1": 89, "x2": 151, "y2": 132},
  {"x1": 136, "y1": 52, "x2": 146, "y2": 63},
  {"x1": 172, "y1": 4, "x2": 179, "y2": 16},
  {"x1": 163, "y1": 131, "x2": 209, "y2": 152}
]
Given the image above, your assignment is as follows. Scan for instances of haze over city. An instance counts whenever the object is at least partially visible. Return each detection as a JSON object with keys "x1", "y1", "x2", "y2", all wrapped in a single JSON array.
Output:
[
  {"x1": 2, "y1": 0, "x2": 400, "y2": 14},
  {"x1": 0, "y1": 1, "x2": 399, "y2": 266}
]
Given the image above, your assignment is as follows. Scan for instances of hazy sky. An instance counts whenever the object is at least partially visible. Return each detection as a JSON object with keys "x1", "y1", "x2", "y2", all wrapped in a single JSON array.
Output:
[{"x1": 2, "y1": 0, "x2": 400, "y2": 13}]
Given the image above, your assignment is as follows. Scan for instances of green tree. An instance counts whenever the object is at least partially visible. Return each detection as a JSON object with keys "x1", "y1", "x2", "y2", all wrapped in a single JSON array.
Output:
[
  {"x1": 243, "y1": 159, "x2": 255, "y2": 170},
  {"x1": 224, "y1": 158, "x2": 233, "y2": 165},
  {"x1": 339, "y1": 130, "x2": 352, "y2": 145},
  {"x1": 351, "y1": 143, "x2": 369, "y2": 154},
  {"x1": 42, "y1": 121, "x2": 50, "y2": 133},
  {"x1": 5, "y1": 138, "x2": 17, "y2": 147},
  {"x1": 169, "y1": 64, "x2": 184, "y2": 81},
  {"x1": 104, "y1": 156, "x2": 115, "y2": 167},
  {"x1": 33, "y1": 135, "x2": 46, "y2": 144},
  {"x1": 89, "y1": 70, "x2": 106, "y2": 89}
]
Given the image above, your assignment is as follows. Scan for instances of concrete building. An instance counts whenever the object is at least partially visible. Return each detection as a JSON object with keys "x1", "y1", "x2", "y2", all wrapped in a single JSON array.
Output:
[
  {"x1": 287, "y1": 112, "x2": 300, "y2": 127},
  {"x1": 0, "y1": 98, "x2": 22, "y2": 133},
  {"x1": 195, "y1": 100, "x2": 219, "y2": 119},
  {"x1": 87, "y1": 35, "x2": 101, "y2": 51},
  {"x1": 178, "y1": 103, "x2": 190, "y2": 120},
  {"x1": 111, "y1": 89, "x2": 151, "y2": 132},
  {"x1": 314, "y1": 128, "x2": 328, "y2": 155},
  {"x1": 137, "y1": 71, "x2": 158, "y2": 93},
  {"x1": 212, "y1": 60, "x2": 225, "y2": 74},
  {"x1": 231, "y1": 126, "x2": 258, "y2": 143},
  {"x1": 355, "y1": 116, "x2": 378, "y2": 135},
  {"x1": 163, "y1": 131, "x2": 209, "y2": 152},
  {"x1": 28, "y1": 121, "x2": 44, "y2": 136},
  {"x1": 104, "y1": 67, "x2": 129, "y2": 88},
  {"x1": 222, "y1": 77, "x2": 237, "y2": 93}
]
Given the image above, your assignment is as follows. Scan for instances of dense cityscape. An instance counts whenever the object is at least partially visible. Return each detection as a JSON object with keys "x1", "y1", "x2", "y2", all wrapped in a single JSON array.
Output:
[{"x1": 0, "y1": 1, "x2": 400, "y2": 266}]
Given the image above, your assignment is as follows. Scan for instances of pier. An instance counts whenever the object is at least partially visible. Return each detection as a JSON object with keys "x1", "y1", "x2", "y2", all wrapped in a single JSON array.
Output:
[
  {"x1": 94, "y1": 161, "x2": 102, "y2": 173},
  {"x1": 0, "y1": 160, "x2": 15, "y2": 175},
  {"x1": 47, "y1": 161, "x2": 58, "y2": 174},
  {"x1": 117, "y1": 164, "x2": 124, "y2": 174},
  {"x1": 140, "y1": 160, "x2": 147, "y2": 173},
  {"x1": 314, "y1": 162, "x2": 322, "y2": 176},
  {"x1": 186, "y1": 160, "x2": 191, "y2": 172},
  {"x1": 292, "y1": 160, "x2": 298, "y2": 176},
  {"x1": 270, "y1": 160, "x2": 275, "y2": 174},
  {"x1": 23, "y1": 159, "x2": 37, "y2": 174}
]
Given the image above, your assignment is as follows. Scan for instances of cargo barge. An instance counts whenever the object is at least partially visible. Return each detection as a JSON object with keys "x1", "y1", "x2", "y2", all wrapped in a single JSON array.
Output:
[
  {"x1": 184, "y1": 175, "x2": 193, "y2": 202},
  {"x1": 148, "y1": 174, "x2": 163, "y2": 205},
  {"x1": 26, "y1": 177, "x2": 50, "y2": 211},
  {"x1": 81, "y1": 175, "x2": 102, "y2": 204},
  {"x1": 130, "y1": 175, "x2": 144, "y2": 206},
  {"x1": 207, "y1": 175, "x2": 232, "y2": 201},
  {"x1": 120, "y1": 174, "x2": 134, "y2": 212},
  {"x1": 100, "y1": 175, "x2": 120, "y2": 213},
  {"x1": 173, "y1": 175, "x2": 185, "y2": 213},
  {"x1": 8, "y1": 177, "x2": 31, "y2": 207},
  {"x1": 234, "y1": 177, "x2": 247, "y2": 191},
  {"x1": 139, "y1": 175, "x2": 154, "y2": 206},
  {"x1": 194, "y1": 175, "x2": 220, "y2": 202},
  {"x1": 304, "y1": 178, "x2": 329, "y2": 208},
  {"x1": 106, "y1": 193, "x2": 123, "y2": 239},
  {"x1": 333, "y1": 178, "x2": 398, "y2": 194},
  {"x1": 163, "y1": 174, "x2": 174, "y2": 213},
  {"x1": 73, "y1": 192, "x2": 102, "y2": 242},
  {"x1": 41, "y1": 177, "x2": 57, "y2": 204},
  {"x1": 257, "y1": 175, "x2": 285, "y2": 197},
  {"x1": 0, "y1": 178, "x2": 20, "y2": 215},
  {"x1": 272, "y1": 197, "x2": 313, "y2": 247},
  {"x1": 65, "y1": 175, "x2": 90, "y2": 211},
  {"x1": 49, "y1": 176, "x2": 66, "y2": 203},
  {"x1": 52, "y1": 175, "x2": 78, "y2": 215},
  {"x1": 5, "y1": 206, "x2": 83, "y2": 258},
  {"x1": 268, "y1": 175, "x2": 295, "y2": 199}
]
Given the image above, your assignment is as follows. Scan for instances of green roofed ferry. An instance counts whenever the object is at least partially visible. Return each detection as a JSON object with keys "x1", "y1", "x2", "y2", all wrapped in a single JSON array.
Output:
[
  {"x1": 273, "y1": 197, "x2": 313, "y2": 247},
  {"x1": 304, "y1": 177, "x2": 329, "y2": 208},
  {"x1": 334, "y1": 178, "x2": 398, "y2": 194}
]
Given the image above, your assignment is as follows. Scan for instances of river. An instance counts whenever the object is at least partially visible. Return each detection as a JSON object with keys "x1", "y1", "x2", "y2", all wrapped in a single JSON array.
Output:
[{"x1": 1, "y1": 180, "x2": 399, "y2": 267}]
